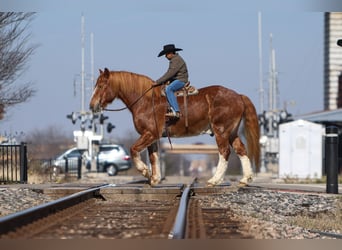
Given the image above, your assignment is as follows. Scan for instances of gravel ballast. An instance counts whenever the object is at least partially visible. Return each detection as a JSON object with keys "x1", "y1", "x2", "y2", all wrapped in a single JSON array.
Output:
[
  {"x1": 198, "y1": 187, "x2": 341, "y2": 239},
  {"x1": 0, "y1": 186, "x2": 341, "y2": 239}
]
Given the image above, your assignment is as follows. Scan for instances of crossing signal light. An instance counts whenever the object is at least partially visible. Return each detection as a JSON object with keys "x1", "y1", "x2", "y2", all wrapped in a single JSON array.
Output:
[
  {"x1": 107, "y1": 122, "x2": 115, "y2": 133},
  {"x1": 66, "y1": 112, "x2": 77, "y2": 124},
  {"x1": 99, "y1": 114, "x2": 108, "y2": 124}
]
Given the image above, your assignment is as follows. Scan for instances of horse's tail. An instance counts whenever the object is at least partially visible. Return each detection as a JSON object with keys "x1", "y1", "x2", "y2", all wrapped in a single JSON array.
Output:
[{"x1": 240, "y1": 95, "x2": 260, "y2": 172}]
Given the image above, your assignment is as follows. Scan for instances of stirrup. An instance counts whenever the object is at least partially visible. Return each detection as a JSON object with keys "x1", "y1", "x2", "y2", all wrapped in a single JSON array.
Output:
[{"x1": 165, "y1": 111, "x2": 180, "y2": 118}]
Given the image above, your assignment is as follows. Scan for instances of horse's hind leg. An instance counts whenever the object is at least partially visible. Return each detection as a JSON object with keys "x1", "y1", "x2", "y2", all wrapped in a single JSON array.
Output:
[
  {"x1": 147, "y1": 142, "x2": 161, "y2": 186},
  {"x1": 232, "y1": 137, "x2": 253, "y2": 185},
  {"x1": 207, "y1": 136, "x2": 230, "y2": 186}
]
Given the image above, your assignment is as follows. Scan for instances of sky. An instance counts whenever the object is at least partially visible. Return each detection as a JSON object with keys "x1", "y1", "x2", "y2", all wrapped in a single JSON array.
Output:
[{"x1": 1, "y1": 0, "x2": 342, "y2": 145}]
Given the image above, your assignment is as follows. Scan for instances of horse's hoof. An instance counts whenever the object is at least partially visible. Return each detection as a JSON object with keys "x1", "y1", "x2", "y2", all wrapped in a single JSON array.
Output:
[
  {"x1": 206, "y1": 182, "x2": 215, "y2": 187},
  {"x1": 238, "y1": 182, "x2": 248, "y2": 187},
  {"x1": 141, "y1": 169, "x2": 150, "y2": 179},
  {"x1": 238, "y1": 176, "x2": 253, "y2": 187},
  {"x1": 206, "y1": 179, "x2": 216, "y2": 187},
  {"x1": 150, "y1": 178, "x2": 161, "y2": 186},
  {"x1": 206, "y1": 178, "x2": 223, "y2": 187},
  {"x1": 239, "y1": 176, "x2": 253, "y2": 183}
]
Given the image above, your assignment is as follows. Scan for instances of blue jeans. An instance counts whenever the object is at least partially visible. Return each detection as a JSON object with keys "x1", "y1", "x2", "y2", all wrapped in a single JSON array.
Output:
[{"x1": 165, "y1": 80, "x2": 185, "y2": 112}]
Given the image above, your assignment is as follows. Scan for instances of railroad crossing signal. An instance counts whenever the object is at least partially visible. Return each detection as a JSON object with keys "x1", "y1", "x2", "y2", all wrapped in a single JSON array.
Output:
[
  {"x1": 67, "y1": 111, "x2": 115, "y2": 134},
  {"x1": 107, "y1": 122, "x2": 115, "y2": 133},
  {"x1": 258, "y1": 110, "x2": 293, "y2": 136},
  {"x1": 99, "y1": 114, "x2": 109, "y2": 124},
  {"x1": 66, "y1": 112, "x2": 78, "y2": 124}
]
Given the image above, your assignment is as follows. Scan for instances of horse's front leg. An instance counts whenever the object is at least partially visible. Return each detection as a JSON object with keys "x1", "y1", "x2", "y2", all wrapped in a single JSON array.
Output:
[
  {"x1": 130, "y1": 132, "x2": 156, "y2": 180},
  {"x1": 147, "y1": 142, "x2": 161, "y2": 186}
]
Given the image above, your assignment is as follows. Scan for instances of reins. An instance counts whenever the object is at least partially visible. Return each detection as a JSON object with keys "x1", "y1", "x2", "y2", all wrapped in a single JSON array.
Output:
[{"x1": 104, "y1": 85, "x2": 154, "y2": 112}]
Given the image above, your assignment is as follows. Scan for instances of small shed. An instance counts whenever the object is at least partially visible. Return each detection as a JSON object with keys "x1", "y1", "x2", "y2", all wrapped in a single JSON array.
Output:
[{"x1": 279, "y1": 119, "x2": 323, "y2": 179}]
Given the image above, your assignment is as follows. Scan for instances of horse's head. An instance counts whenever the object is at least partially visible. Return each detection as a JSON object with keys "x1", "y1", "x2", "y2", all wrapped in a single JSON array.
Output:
[{"x1": 89, "y1": 68, "x2": 116, "y2": 113}]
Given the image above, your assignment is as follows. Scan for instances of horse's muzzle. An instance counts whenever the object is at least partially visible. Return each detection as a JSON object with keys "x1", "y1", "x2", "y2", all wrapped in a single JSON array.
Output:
[{"x1": 89, "y1": 102, "x2": 101, "y2": 113}]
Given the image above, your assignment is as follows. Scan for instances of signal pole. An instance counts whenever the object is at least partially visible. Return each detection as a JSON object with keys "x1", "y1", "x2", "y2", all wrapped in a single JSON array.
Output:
[
  {"x1": 81, "y1": 14, "x2": 86, "y2": 113},
  {"x1": 67, "y1": 14, "x2": 115, "y2": 157},
  {"x1": 258, "y1": 12, "x2": 266, "y2": 173},
  {"x1": 258, "y1": 12, "x2": 264, "y2": 113},
  {"x1": 90, "y1": 32, "x2": 95, "y2": 87}
]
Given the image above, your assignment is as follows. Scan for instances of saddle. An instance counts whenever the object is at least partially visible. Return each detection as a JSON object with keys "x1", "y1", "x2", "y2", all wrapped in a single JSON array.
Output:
[
  {"x1": 160, "y1": 82, "x2": 199, "y2": 97},
  {"x1": 161, "y1": 82, "x2": 198, "y2": 135}
]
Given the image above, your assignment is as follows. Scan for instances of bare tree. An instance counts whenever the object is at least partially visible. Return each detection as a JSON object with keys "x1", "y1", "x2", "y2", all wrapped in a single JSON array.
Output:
[
  {"x1": 25, "y1": 125, "x2": 74, "y2": 160},
  {"x1": 0, "y1": 12, "x2": 37, "y2": 118}
]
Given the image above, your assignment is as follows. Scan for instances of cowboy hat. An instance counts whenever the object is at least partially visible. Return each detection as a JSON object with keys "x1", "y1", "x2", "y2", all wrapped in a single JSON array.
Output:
[{"x1": 158, "y1": 44, "x2": 182, "y2": 57}]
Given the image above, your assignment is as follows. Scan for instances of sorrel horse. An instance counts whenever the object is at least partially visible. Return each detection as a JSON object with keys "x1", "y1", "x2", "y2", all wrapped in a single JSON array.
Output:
[{"x1": 89, "y1": 68, "x2": 260, "y2": 186}]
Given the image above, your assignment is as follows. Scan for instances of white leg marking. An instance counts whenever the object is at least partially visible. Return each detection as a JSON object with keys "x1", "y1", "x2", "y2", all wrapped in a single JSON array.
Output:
[
  {"x1": 207, "y1": 153, "x2": 228, "y2": 186},
  {"x1": 150, "y1": 152, "x2": 161, "y2": 185},
  {"x1": 238, "y1": 155, "x2": 253, "y2": 184},
  {"x1": 134, "y1": 154, "x2": 150, "y2": 178}
]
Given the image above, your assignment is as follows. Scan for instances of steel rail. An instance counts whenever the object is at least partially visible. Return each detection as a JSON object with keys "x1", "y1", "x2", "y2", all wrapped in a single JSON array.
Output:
[
  {"x1": 0, "y1": 184, "x2": 110, "y2": 235},
  {"x1": 168, "y1": 183, "x2": 193, "y2": 239},
  {"x1": 309, "y1": 229, "x2": 342, "y2": 239}
]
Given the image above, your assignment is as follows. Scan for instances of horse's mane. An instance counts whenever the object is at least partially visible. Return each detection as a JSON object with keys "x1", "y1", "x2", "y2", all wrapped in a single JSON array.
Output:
[{"x1": 109, "y1": 71, "x2": 161, "y2": 98}]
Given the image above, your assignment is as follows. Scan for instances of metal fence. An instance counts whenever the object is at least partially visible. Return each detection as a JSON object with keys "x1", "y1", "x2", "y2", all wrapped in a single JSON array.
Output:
[
  {"x1": 53, "y1": 157, "x2": 82, "y2": 180},
  {"x1": 0, "y1": 143, "x2": 27, "y2": 184},
  {"x1": 40, "y1": 157, "x2": 82, "y2": 181}
]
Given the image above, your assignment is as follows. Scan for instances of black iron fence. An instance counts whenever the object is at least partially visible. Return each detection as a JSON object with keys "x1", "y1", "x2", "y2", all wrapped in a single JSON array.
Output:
[
  {"x1": 33, "y1": 157, "x2": 82, "y2": 181},
  {"x1": 0, "y1": 143, "x2": 27, "y2": 183},
  {"x1": 0, "y1": 142, "x2": 83, "y2": 183}
]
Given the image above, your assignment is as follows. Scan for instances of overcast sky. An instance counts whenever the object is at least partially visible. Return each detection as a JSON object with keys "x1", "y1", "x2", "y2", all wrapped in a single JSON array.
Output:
[{"x1": 1, "y1": 0, "x2": 341, "y2": 145}]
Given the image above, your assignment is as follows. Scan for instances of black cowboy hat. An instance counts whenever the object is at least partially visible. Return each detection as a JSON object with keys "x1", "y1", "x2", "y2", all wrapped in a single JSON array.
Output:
[{"x1": 158, "y1": 44, "x2": 182, "y2": 57}]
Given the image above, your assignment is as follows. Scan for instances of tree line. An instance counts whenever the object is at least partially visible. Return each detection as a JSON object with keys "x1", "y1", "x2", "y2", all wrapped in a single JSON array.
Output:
[{"x1": 0, "y1": 12, "x2": 36, "y2": 120}]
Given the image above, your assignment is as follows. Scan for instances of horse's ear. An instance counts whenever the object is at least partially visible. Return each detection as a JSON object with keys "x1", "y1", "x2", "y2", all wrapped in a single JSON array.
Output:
[
  {"x1": 104, "y1": 68, "x2": 110, "y2": 78},
  {"x1": 99, "y1": 69, "x2": 103, "y2": 74}
]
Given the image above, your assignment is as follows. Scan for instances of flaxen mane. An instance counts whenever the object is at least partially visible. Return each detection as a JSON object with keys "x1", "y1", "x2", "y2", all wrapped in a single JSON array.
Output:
[{"x1": 109, "y1": 71, "x2": 161, "y2": 98}]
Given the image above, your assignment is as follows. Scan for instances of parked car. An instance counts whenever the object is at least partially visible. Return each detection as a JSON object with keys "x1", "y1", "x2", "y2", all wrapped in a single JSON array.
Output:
[
  {"x1": 45, "y1": 144, "x2": 132, "y2": 176},
  {"x1": 87, "y1": 144, "x2": 132, "y2": 176},
  {"x1": 38, "y1": 147, "x2": 84, "y2": 178},
  {"x1": 51, "y1": 147, "x2": 84, "y2": 169}
]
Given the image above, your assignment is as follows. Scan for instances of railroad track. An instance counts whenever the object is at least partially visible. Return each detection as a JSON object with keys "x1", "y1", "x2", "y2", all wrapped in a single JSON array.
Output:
[{"x1": 0, "y1": 180, "x2": 253, "y2": 239}]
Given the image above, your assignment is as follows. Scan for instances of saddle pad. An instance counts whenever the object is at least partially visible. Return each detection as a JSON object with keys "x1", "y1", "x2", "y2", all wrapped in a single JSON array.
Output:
[{"x1": 161, "y1": 85, "x2": 199, "y2": 97}]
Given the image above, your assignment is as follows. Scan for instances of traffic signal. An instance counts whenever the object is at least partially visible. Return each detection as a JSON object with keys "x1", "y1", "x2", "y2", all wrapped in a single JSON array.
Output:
[
  {"x1": 66, "y1": 112, "x2": 78, "y2": 124},
  {"x1": 107, "y1": 122, "x2": 115, "y2": 133},
  {"x1": 258, "y1": 114, "x2": 265, "y2": 126},
  {"x1": 99, "y1": 113, "x2": 108, "y2": 124},
  {"x1": 279, "y1": 110, "x2": 293, "y2": 123}
]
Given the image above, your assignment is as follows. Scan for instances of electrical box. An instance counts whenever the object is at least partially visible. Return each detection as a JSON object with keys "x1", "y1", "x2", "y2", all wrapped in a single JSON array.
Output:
[{"x1": 279, "y1": 119, "x2": 323, "y2": 179}]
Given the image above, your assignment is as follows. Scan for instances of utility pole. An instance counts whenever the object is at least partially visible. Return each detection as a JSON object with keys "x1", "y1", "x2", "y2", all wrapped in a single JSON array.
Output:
[
  {"x1": 269, "y1": 33, "x2": 278, "y2": 112},
  {"x1": 81, "y1": 14, "x2": 85, "y2": 113},
  {"x1": 257, "y1": 27, "x2": 292, "y2": 177},
  {"x1": 258, "y1": 11, "x2": 266, "y2": 173},
  {"x1": 67, "y1": 14, "x2": 115, "y2": 170},
  {"x1": 258, "y1": 11, "x2": 264, "y2": 113},
  {"x1": 90, "y1": 32, "x2": 95, "y2": 88},
  {"x1": 268, "y1": 33, "x2": 274, "y2": 112}
]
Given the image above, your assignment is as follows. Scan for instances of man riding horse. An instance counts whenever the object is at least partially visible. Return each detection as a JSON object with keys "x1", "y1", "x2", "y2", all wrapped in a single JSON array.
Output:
[{"x1": 154, "y1": 44, "x2": 188, "y2": 119}]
